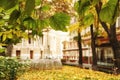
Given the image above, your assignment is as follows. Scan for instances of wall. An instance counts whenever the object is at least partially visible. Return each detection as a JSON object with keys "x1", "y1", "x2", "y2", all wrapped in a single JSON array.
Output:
[{"x1": 12, "y1": 29, "x2": 69, "y2": 60}]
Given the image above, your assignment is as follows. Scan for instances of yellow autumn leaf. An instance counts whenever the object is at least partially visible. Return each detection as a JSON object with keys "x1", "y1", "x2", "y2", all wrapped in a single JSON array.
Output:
[
  {"x1": 2, "y1": 34, "x2": 6, "y2": 41},
  {"x1": 7, "y1": 33, "x2": 13, "y2": 39},
  {"x1": 18, "y1": 66, "x2": 120, "y2": 80},
  {"x1": 68, "y1": 22, "x2": 79, "y2": 32}
]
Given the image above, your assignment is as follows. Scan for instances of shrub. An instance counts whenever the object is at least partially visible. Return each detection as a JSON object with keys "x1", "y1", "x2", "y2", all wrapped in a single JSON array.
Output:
[
  {"x1": 0, "y1": 47, "x2": 6, "y2": 56},
  {"x1": 0, "y1": 56, "x2": 29, "y2": 80}
]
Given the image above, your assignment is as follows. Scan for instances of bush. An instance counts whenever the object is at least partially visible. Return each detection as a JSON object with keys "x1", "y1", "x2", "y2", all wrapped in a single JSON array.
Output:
[
  {"x1": 0, "y1": 56, "x2": 29, "y2": 80},
  {"x1": 0, "y1": 47, "x2": 6, "y2": 56}
]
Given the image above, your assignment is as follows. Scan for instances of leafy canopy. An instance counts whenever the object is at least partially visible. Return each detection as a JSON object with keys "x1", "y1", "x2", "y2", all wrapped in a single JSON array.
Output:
[{"x1": 0, "y1": 0, "x2": 71, "y2": 46}]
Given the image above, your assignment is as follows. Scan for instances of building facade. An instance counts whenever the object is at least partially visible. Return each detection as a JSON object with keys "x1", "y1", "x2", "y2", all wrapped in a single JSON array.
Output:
[{"x1": 12, "y1": 29, "x2": 69, "y2": 60}]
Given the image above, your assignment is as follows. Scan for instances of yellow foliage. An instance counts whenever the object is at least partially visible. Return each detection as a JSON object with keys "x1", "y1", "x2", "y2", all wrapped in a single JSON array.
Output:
[
  {"x1": 101, "y1": 0, "x2": 109, "y2": 5},
  {"x1": 103, "y1": 31, "x2": 108, "y2": 38},
  {"x1": 18, "y1": 66, "x2": 120, "y2": 80},
  {"x1": 68, "y1": 22, "x2": 86, "y2": 32},
  {"x1": 68, "y1": 22, "x2": 79, "y2": 32},
  {"x1": 63, "y1": 0, "x2": 72, "y2": 3},
  {"x1": 96, "y1": 39, "x2": 102, "y2": 45}
]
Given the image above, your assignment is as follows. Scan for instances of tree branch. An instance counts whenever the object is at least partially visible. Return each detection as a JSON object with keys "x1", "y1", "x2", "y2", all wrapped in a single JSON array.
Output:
[
  {"x1": 112, "y1": 0, "x2": 119, "y2": 22},
  {"x1": 100, "y1": 21, "x2": 110, "y2": 35},
  {"x1": 109, "y1": 0, "x2": 119, "y2": 38},
  {"x1": 95, "y1": 2, "x2": 110, "y2": 36}
]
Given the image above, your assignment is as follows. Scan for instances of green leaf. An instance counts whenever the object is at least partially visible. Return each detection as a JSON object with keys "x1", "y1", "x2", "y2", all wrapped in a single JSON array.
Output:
[
  {"x1": 7, "y1": 33, "x2": 13, "y2": 39},
  {"x1": 25, "y1": 0, "x2": 35, "y2": 15},
  {"x1": 83, "y1": 13, "x2": 94, "y2": 26},
  {"x1": 2, "y1": 34, "x2": 6, "y2": 41},
  {"x1": 0, "y1": 48, "x2": 5, "y2": 53},
  {"x1": 91, "y1": 0, "x2": 100, "y2": 6},
  {"x1": 100, "y1": 5, "x2": 112, "y2": 23},
  {"x1": 9, "y1": 9, "x2": 20, "y2": 24},
  {"x1": 74, "y1": 0, "x2": 90, "y2": 15},
  {"x1": 0, "y1": 0, "x2": 18, "y2": 10},
  {"x1": 74, "y1": 1, "x2": 79, "y2": 13},
  {"x1": 99, "y1": 0, "x2": 117, "y2": 24},
  {"x1": 0, "y1": 32, "x2": 3, "y2": 36},
  {"x1": 50, "y1": 12, "x2": 70, "y2": 31},
  {"x1": 38, "y1": 19, "x2": 49, "y2": 29},
  {"x1": 81, "y1": 0, "x2": 90, "y2": 15},
  {"x1": 23, "y1": 16, "x2": 36, "y2": 30},
  {"x1": 32, "y1": 29, "x2": 43, "y2": 36},
  {"x1": 35, "y1": 0, "x2": 41, "y2": 6},
  {"x1": 22, "y1": 32, "x2": 28, "y2": 39},
  {"x1": 41, "y1": 5, "x2": 51, "y2": 12},
  {"x1": 108, "y1": 0, "x2": 118, "y2": 6},
  {"x1": 23, "y1": 16, "x2": 34, "y2": 22},
  {"x1": 16, "y1": 31, "x2": 21, "y2": 37},
  {"x1": 31, "y1": 19, "x2": 49, "y2": 35},
  {"x1": 0, "y1": 20, "x2": 5, "y2": 26}
]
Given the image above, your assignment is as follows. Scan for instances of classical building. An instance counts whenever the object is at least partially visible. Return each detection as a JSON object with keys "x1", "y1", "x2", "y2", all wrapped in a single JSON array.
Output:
[
  {"x1": 42, "y1": 29, "x2": 69, "y2": 59},
  {"x1": 12, "y1": 29, "x2": 69, "y2": 60},
  {"x1": 12, "y1": 35, "x2": 43, "y2": 60}
]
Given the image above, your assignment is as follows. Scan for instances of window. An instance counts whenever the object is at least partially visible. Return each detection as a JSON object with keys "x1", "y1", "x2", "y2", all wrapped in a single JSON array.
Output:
[
  {"x1": 16, "y1": 50, "x2": 21, "y2": 59},
  {"x1": 28, "y1": 37, "x2": 31, "y2": 44},
  {"x1": 100, "y1": 49, "x2": 105, "y2": 62},
  {"x1": 30, "y1": 50, "x2": 33, "y2": 59}
]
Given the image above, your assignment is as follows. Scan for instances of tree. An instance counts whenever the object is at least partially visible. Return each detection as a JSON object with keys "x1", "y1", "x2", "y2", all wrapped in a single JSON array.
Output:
[
  {"x1": 0, "y1": 0, "x2": 71, "y2": 56},
  {"x1": 0, "y1": 0, "x2": 28, "y2": 56},
  {"x1": 90, "y1": 24, "x2": 97, "y2": 69},
  {"x1": 69, "y1": 0, "x2": 95, "y2": 67},
  {"x1": 73, "y1": 0, "x2": 96, "y2": 68},
  {"x1": 95, "y1": 0, "x2": 120, "y2": 74},
  {"x1": 68, "y1": 22, "x2": 83, "y2": 67},
  {"x1": 75, "y1": 0, "x2": 120, "y2": 73}
]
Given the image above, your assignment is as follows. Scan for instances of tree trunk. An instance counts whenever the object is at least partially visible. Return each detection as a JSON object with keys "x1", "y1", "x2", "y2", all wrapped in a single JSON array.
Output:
[
  {"x1": 78, "y1": 32, "x2": 83, "y2": 67},
  {"x1": 6, "y1": 44, "x2": 13, "y2": 57},
  {"x1": 90, "y1": 24, "x2": 97, "y2": 70},
  {"x1": 108, "y1": 24, "x2": 120, "y2": 74},
  {"x1": 109, "y1": 38, "x2": 120, "y2": 74},
  {"x1": 95, "y1": 0, "x2": 120, "y2": 74}
]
